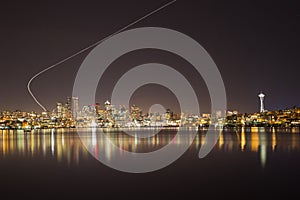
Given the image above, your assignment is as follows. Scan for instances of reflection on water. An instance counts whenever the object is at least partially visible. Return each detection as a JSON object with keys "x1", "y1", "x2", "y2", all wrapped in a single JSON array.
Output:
[
  {"x1": 0, "y1": 127, "x2": 300, "y2": 168},
  {"x1": 0, "y1": 129, "x2": 88, "y2": 165}
]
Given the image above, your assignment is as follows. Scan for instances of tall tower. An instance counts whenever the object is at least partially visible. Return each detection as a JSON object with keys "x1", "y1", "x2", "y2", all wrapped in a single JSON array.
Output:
[
  {"x1": 72, "y1": 97, "x2": 79, "y2": 120},
  {"x1": 66, "y1": 97, "x2": 71, "y2": 114},
  {"x1": 104, "y1": 100, "x2": 112, "y2": 120},
  {"x1": 56, "y1": 102, "x2": 63, "y2": 118},
  {"x1": 258, "y1": 92, "x2": 265, "y2": 113}
]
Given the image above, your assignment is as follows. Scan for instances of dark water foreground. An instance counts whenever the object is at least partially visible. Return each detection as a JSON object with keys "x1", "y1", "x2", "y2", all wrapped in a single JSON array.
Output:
[{"x1": 0, "y1": 127, "x2": 299, "y2": 199}]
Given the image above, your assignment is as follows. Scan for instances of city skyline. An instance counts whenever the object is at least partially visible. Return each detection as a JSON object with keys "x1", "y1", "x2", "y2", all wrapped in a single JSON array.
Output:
[
  {"x1": 0, "y1": 91, "x2": 278, "y2": 114},
  {"x1": 0, "y1": 90, "x2": 297, "y2": 116},
  {"x1": 1, "y1": 1, "x2": 300, "y2": 198},
  {"x1": 0, "y1": 0, "x2": 299, "y2": 113},
  {"x1": 1, "y1": 94, "x2": 300, "y2": 130}
]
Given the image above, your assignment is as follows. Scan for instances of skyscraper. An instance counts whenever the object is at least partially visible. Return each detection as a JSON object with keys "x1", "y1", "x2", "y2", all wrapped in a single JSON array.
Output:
[
  {"x1": 56, "y1": 102, "x2": 63, "y2": 118},
  {"x1": 62, "y1": 97, "x2": 72, "y2": 118},
  {"x1": 104, "y1": 100, "x2": 111, "y2": 111},
  {"x1": 130, "y1": 105, "x2": 142, "y2": 121},
  {"x1": 258, "y1": 92, "x2": 265, "y2": 113},
  {"x1": 95, "y1": 103, "x2": 101, "y2": 116},
  {"x1": 66, "y1": 97, "x2": 71, "y2": 114},
  {"x1": 104, "y1": 100, "x2": 112, "y2": 120},
  {"x1": 72, "y1": 97, "x2": 79, "y2": 120}
]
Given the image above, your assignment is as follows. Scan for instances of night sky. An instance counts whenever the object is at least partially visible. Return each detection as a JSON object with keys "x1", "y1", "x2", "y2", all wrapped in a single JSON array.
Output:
[{"x1": 0, "y1": 0, "x2": 299, "y2": 114}]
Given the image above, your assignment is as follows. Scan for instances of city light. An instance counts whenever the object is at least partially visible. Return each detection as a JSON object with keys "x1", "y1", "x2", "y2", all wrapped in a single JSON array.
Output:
[{"x1": 0, "y1": 95, "x2": 300, "y2": 130}]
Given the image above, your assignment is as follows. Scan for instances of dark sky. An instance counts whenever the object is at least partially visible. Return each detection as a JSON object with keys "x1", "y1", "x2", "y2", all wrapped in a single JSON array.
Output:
[{"x1": 0, "y1": 0, "x2": 299, "y2": 114}]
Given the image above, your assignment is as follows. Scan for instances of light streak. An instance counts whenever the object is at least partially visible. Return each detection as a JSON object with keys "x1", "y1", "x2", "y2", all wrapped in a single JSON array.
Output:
[{"x1": 27, "y1": 0, "x2": 177, "y2": 111}]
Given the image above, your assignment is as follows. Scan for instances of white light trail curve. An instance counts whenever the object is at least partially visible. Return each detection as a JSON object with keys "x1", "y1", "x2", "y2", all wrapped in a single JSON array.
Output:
[{"x1": 27, "y1": 0, "x2": 177, "y2": 111}]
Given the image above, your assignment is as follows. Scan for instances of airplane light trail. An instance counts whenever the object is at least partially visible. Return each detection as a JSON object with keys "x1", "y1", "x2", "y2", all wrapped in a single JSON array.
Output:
[{"x1": 27, "y1": 0, "x2": 177, "y2": 111}]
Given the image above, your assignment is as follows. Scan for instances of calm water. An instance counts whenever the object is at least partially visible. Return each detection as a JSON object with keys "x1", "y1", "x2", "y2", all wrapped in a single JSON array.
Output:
[{"x1": 0, "y1": 127, "x2": 300, "y2": 199}]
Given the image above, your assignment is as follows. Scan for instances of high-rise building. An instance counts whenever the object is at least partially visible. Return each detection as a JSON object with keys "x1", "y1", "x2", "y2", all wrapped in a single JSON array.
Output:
[
  {"x1": 81, "y1": 105, "x2": 96, "y2": 118},
  {"x1": 258, "y1": 92, "x2": 265, "y2": 113},
  {"x1": 72, "y1": 97, "x2": 79, "y2": 120},
  {"x1": 66, "y1": 97, "x2": 71, "y2": 114},
  {"x1": 104, "y1": 100, "x2": 113, "y2": 120},
  {"x1": 104, "y1": 100, "x2": 111, "y2": 111},
  {"x1": 61, "y1": 97, "x2": 72, "y2": 118},
  {"x1": 95, "y1": 103, "x2": 101, "y2": 116},
  {"x1": 130, "y1": 105, "x2": 142, "y2": 121},
  {"x1": 56, "y1": 102, "x2": 63, "y2": 118},
  {"x1": 62, "y1": 106, "x2": 67, "y2": 118},
  {"x1": 165, "y1": 108, "x2": 173, "y2": 120}
]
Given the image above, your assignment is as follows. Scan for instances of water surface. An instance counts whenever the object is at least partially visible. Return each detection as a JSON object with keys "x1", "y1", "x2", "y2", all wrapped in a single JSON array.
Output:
[{"x1": 0, "y1": 127, "x2": 299, "y2": 199}]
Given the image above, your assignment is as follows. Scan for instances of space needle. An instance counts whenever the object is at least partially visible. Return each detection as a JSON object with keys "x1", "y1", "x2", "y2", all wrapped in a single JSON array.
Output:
[{"x1": 258, "y1": 92, "x2": 265, "y2": 113}]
